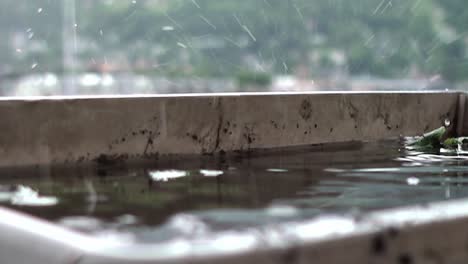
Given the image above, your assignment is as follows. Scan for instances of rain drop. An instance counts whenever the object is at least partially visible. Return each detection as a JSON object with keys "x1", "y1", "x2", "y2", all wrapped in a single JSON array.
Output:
[
  {"x1": 406, "y1": 177, "x2": 420, "y2": 186},
  {"x1": 177, "y1": 42, "x2": 187, "y2": 49},
  {"x1": 162, "y1": 26, "x2": 174, "y2": 31},
  {"x1": 37, "y1": 8, "x2": 43, "y2": 13},
  {"x1": 31, "y1": 63, "x2": 38, "y2": 69}
]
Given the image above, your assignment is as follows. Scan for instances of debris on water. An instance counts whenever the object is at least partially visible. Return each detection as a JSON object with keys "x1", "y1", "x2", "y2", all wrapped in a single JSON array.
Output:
[
  {"x1": 442, "y1": 137, "x2": 468, "y2": 151},
  {"x1": 443, "y1": 137, "x2": 459, "y2": 149},
  {"x1": 408, "y1": 126, "x2": 446, "y2": 149}
]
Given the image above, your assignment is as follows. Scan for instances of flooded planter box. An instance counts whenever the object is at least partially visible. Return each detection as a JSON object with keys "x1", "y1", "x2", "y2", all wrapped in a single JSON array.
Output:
[{"x1": 1, "y1": 92, "x2": 468, "y2": 264}]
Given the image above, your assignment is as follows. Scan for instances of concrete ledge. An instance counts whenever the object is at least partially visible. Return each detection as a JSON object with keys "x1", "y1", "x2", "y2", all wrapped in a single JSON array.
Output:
[{"x1": 0, "y1": 92, "x2": 460, "y2": 168}]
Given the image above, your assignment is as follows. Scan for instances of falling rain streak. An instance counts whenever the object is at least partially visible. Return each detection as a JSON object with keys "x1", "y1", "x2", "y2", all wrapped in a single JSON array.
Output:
[
  {"x1": 199, "y1": 15, "x2": 216, "y2": 30},
  {"x1": 0, "y1": 0, "x2": 464, "y2": 96},
  {"x1": 177, "y1": 42, "x2": 187, "y2": 49},
  {"x1": 191, "y1": 0, "x2": 201, "y2": 9},
  {"x1": 373, "y1": 0, "x2": 393, "y2": 15},
  {"x1": 234, "y1": 15, "x2": 256, "y2": 42}
]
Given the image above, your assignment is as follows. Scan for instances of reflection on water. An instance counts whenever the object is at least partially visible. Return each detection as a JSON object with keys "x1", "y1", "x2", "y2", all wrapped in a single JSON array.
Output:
[
  {"x1": 1, "y1": 140, "x2": 468, "y2": 242},
  {"x1": 199, "y1": 170, "x2": 224, "y2": 177},
  {"x1": 149, "y1": 170, "x2": 188, "y2": 182}
]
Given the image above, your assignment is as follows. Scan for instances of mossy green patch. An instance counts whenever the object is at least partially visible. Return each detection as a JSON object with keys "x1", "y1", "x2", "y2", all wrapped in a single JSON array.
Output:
[
  {"x1": 443, "y1": 137, "x2": 459, "y2": 149},
  {"x1": 409, "y1": 126, "x2": 446, "y2": 149}
]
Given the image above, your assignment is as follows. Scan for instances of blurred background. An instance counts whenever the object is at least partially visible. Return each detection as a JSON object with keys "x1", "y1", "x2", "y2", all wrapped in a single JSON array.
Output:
[{"x1": 0, "y1": 0, "x2": 466, "y2": 96}]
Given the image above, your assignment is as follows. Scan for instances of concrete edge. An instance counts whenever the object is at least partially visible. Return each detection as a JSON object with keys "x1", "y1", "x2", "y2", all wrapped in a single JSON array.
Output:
[
  {"x1": 0, "y1": 92, "x2": 461, "y2": 168},
  {"x1": 0, "y1": 90, "x2": 460, "y2": 101}
]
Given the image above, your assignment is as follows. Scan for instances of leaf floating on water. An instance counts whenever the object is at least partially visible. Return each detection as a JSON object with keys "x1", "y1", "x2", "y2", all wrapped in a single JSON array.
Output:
[
  {"x1": 443, "y1": 138, "x2": 459, "y2": 149},
  {"x1": 408, "y1": 126, "x2": 446, "y2": 149},
  {"x1": 440, "y1": 137, "x2": 468, "y2": 152},
  {"x1": 407, "y1": 125, "x2": 468, "y2": 154}
]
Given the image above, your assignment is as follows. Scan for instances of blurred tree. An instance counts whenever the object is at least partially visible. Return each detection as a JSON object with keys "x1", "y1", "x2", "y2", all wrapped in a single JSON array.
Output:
[{"x1": 0, "y1": 0, "x2": 466, "y2": 83}]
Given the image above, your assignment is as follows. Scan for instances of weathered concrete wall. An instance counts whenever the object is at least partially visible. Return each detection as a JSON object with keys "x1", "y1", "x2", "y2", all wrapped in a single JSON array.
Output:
[{"x1": 0, "y1": 92, "x2": 460, "y2": 167}]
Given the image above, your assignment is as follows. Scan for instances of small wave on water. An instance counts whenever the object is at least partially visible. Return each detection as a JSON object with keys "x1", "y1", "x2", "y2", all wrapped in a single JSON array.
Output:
[{"x1": 1, "y1": 139, "x2": 468, "y2": 243}]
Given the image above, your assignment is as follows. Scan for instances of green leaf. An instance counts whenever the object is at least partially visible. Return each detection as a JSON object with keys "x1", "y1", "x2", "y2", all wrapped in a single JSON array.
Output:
[
  {"x1": 443, "y1": 137, "x2": 459, "y2": 149},
  {"x1": 409, "y1": 126, "x2": 446, "y2": 148}
]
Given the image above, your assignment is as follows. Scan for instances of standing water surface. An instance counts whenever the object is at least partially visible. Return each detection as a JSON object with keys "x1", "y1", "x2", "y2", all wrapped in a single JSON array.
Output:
[{"x1": 0, "y1": 139, "x2": 467, "y2": 243}]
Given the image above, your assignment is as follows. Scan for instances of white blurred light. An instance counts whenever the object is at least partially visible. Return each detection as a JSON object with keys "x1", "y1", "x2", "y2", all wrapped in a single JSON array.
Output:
[
  {"x1": 200, "y1": 170, "x2": 224, "y2": 177},
  {"x1": 149, "y1": 170, "x2": 188, "y2": 182}
]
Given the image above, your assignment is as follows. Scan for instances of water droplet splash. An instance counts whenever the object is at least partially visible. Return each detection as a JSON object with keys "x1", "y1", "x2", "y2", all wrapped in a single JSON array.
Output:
[
  {"x1": 445, "y1": 118, "x2": 451, "y2": 127},
  {"x1": 149, "y1": 170, "x2": 188, "y2": 182},
  {"x1": 0, "y1": 185, "x2": 59, "y2": 206}
]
